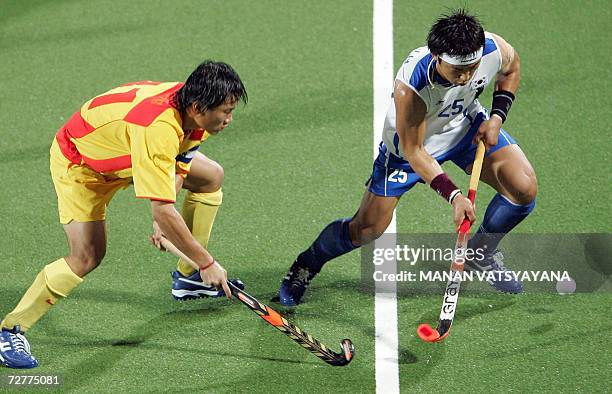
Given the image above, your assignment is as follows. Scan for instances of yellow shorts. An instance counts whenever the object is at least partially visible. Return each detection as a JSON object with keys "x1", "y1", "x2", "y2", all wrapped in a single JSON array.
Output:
[{"x1": 50, "y1": 140, "x2": 131, "y2": 224}]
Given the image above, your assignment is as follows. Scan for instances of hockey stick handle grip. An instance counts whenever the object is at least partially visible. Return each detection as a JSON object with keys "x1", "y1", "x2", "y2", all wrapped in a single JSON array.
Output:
[
  {"x1": 459, "y1": 141, "x2": 486, "y2": 235},
  {"x1": 469, "y1": 141, "x2": 486, "y2": 192},
  {"x1": 160, "y1": 237, "x2": 233, "y2": 298}
]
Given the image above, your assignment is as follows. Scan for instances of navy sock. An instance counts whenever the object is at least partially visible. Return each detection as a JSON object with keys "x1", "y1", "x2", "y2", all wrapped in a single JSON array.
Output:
[
  {"x1": 469, "y1": 193, "x2": 536, "y2": 254},
  {"x1": 297, "y1": 218, "x2": 357, "y2": 272}
]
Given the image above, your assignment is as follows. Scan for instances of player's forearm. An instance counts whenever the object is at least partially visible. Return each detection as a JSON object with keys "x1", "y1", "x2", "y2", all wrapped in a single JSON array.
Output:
[
  {"x1": 175, "y1": 173, "x2": 185, "y2": 195},
  {"x1": 151, "y1": 201, "x2": 213, "y2": 267},
  {"x1": 403, "y1": 144, "x2": 444, "y2": 184},
  {"x1": 404, "y1": 145, "x2": 461, "y2": 204},
  {"x1": 491, "y1": 52, "x2": 520, "y2": 123}
]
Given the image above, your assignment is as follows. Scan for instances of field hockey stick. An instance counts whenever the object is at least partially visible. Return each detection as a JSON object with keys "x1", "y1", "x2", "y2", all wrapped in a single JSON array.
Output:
[
  {"x1": 160, "y1": 237, "x2": 355, "y2": 366},
  {"x1": 417, "y1": 140, "x2": 486, "y2": 342}
]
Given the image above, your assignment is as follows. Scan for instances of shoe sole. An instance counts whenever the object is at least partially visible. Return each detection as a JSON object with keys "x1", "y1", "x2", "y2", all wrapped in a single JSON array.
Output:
[
  {"x1": 485, "y1": 280, "x2": 523, "y2": 294},
  {"x1": 272, "y1": 293, "x2": 299, "y2": 307},
  {"x1": 172, "y1": 289, "x2": 219, "y2": 300},
  {"x1": 0, "y1": 356, "x2": 39, "y2": 369},
  {"x1": 171, "y1": 277, "x2": 245, "y2": 301}
]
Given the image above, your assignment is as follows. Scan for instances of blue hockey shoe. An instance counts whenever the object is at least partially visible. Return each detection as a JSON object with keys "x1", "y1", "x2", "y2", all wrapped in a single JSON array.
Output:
[
  {"x1": 0, "y1": 326, "x2": 38, "y2": 369},
  {"x1": 171, "y1": 271, "x2": 244, "y2": 300},
  {"x1": 465, "y1": 250, "x2": 523, "y2": 293},
  {"x1": 277, "y1": 259, "x2": 319, "y2": 306}
]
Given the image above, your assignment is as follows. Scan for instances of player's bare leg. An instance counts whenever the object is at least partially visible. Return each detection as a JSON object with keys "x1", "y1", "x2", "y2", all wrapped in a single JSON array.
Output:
[
  {"x1": 464, "y1": 144, "x2": 537, "y2": 292},
  {"x1": 349, "y1": 189, "x2": 400, "y2": 246},
  {"x1": 183, "y1": 151, "x2": 225, "y2": 194},
  {"x1": 476, "y1": 144, "x2": 537, "y2": 206},
  {"x1": 0, "y1": 220, "x2": 102, "y2": 368},
  {"x1": 3, "y1": 220, "x2": 104, "y2": 329},
  {"x1": 171, "y1": 152, "x2": 243, "y2": 300},
  {"x1": 63, "y1": 220, "x2": 108, "y2": 277},
  {"x1": 278, "y1": 187, "x2": 399, "y2": 306}
]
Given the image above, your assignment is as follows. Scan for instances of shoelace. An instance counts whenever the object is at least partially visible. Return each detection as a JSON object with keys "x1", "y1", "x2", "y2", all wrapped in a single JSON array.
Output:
[
  {"x1": 290, "y1": 267, "x2": 312, "y2": 288},
  {"x1": 490, "y1": 251, "x2": 508, "y2": 271},
  {"x1": 9, "y1": 332, "x2": 29, "y2": 354}
]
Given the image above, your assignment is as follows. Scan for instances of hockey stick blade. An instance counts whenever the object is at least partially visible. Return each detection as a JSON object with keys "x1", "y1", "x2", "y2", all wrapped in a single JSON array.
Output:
[
  {"x1": 228, "y1": 281, "x2": 355, "y2": 366},
  {"x1": 417, "y1": 320, "x2": 451, "y2": 342}
]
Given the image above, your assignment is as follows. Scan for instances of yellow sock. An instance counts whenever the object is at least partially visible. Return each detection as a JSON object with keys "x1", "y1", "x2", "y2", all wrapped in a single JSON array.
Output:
[
  {"x1": 1, "y1": 258, "x2": 83, "y2": 331},
  {"x1": 177, "y1": 189, "x2": 223, "y2": 276}
]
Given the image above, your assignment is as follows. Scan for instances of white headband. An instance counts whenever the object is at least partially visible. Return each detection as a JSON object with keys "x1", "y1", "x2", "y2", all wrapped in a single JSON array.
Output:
[{"x1": 439, "y1": 47, "x2": 483, "y2": 66}]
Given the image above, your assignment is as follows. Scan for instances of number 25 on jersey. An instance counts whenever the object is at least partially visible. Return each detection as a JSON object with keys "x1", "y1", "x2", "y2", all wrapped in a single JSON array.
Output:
[{"x1": 438, "y1": 98, "x2": 464, "y2": 118}]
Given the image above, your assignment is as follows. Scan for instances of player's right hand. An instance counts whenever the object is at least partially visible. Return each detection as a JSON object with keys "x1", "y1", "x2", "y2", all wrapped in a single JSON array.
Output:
[
  {"x1": 451, "y1": 194, "x2": 476, "y2": 231},
  {"x1": 149, "y1": 221, "x2": 165, "y2": 251},
  {"x1": 200, "y1": 262, "x2": 232, "y2": 299}
]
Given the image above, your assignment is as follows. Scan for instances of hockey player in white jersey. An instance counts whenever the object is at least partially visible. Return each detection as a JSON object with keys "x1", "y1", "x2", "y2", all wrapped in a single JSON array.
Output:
[{"x1": 278, "y1": 9, "x2": 537, "y2": 305}]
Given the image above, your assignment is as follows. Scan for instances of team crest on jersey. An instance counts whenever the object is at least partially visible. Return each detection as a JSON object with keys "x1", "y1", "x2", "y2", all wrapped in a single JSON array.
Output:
[
  {"x1": 470, "y1": 75, "x2": 489, "y2": 91},
  {"x1": 150, "y1": 94, "x2": 171, "y2": 106}
]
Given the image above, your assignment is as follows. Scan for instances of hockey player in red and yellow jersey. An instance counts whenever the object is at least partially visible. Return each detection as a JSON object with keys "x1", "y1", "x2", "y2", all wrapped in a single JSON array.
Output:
[{"x1": 0, "y1": 61, "x2": 248, "y2": 368}]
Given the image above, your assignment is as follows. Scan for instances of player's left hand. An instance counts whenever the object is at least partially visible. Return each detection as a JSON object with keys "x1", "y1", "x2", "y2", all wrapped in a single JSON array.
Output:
[
  {"x1": 473, "y1": 115, "x2": 502, "y2": 150},
  {"x1": 149, "y1": 221, "x2": 165, "y2": 251}
]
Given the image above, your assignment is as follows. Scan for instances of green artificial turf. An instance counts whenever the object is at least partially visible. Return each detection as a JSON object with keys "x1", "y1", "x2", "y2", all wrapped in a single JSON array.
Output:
[{"x1": 0, "y1": 0, "x2": 609, "y2": 392}]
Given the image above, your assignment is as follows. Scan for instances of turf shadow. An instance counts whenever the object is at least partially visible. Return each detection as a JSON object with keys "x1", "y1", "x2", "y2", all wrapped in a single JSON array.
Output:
[
  {"x1": 525, "y1": 307, "x2": 554, "y2": 314},
  {"x1": 37, "y1": 303, "x2": 226, "y2": 338},
  {"x1": 49, "y1": 306, "x2": 231, "y2": 391},
  {"x1": 30, "y1": 286, "x2": 229, "y2": 339},
  {"x1": 528, "y1": 323, "x2": 555, "y2": 335},
  {"x1": 230, "y1": 325, "x2": 360, "y2": 392},
  {"x1": 37, "y1": 336, "x2": 313, "y2": 366},
  {"x1": 398, "y1": 348, "x2": 419, "y2": 364}
]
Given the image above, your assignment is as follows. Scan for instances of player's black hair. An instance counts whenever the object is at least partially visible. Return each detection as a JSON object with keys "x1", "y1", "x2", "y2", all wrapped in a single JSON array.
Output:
[
  {"x1": 427, "y1": 9, "x2": 485, "y2": 57},
  {"x1": 173, "y1": 60, "x2": 247, "y2": 113}
]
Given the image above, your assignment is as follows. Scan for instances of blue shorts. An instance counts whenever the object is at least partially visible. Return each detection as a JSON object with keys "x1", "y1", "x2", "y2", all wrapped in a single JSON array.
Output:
[{"x1": 368, "y1": 112, "x2": 517, "y2": 197}]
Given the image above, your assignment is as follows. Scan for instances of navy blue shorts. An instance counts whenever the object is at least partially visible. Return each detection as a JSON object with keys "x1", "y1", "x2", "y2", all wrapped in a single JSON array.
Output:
[{"x1": 368, "y1": 112, "x2": 517, "y2": 197}]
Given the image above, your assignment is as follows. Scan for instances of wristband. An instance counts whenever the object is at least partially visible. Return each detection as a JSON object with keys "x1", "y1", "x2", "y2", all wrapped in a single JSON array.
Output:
[
  {"x1": 490, "y1": 90, "x2": 515, "y2": 123},
  {"x1": 449, "y1": 189, "x2": 462, "y2": 204},
  {"x1": 199, "y1": 260, "x2": 215, "y2": 271},
  {"x1": 430, "y1": 173, "x2": 461, "y2": 203}
]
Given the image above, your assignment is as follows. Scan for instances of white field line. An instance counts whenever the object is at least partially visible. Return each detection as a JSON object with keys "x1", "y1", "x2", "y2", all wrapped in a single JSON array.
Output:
[{"x1": 373, "y1": 0, "x2": 399, "y2": 393}]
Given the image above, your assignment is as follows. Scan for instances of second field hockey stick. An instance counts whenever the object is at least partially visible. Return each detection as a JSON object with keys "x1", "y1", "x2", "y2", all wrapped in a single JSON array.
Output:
[
  {"x1": 160, "y1": 238, "x2": 355, "y2": 366},
  {"x1": 417, "y1": 140, "x2": 486, "y2": 342}
]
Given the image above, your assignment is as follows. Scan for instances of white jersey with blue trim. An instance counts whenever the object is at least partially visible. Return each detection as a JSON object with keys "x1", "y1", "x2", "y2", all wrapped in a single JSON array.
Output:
[{"x1": 382, "y1": 32, "x2": 502, "y2": 159}]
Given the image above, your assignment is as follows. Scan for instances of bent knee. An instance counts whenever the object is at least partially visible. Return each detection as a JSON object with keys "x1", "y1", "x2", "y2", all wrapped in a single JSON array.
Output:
[
  {"x1": 207, "y1": 162, "x2": 224, "y2": 191},
  {"x1": 187, "y1": 162, "x2": 224, "y2": 193},
  {"x1": 511, "y1": 169, "x2": 538, "y2": 205},
  {"x1": 68, "y1": 247, "x2": 106, "y2": 275},
  {"x1": 350, "y1": 220, "x2": 388, "y2": 246}
]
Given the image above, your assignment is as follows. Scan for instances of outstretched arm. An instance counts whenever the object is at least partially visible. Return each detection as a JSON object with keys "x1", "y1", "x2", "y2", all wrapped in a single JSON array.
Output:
[{"x1": 151, "y1": 200, "x2": 231, "y2": 298}]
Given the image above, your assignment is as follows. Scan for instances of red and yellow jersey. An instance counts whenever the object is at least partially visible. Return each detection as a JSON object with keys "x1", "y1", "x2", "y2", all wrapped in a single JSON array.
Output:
[{"x1": 54, "y1": 81, "x2": 209, "y2": 202}]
